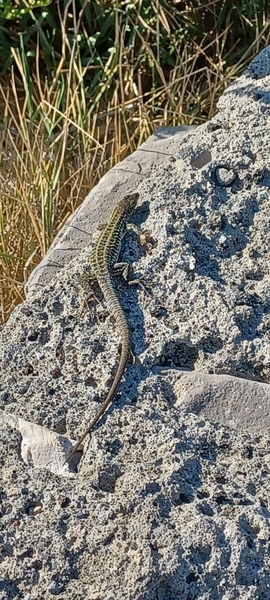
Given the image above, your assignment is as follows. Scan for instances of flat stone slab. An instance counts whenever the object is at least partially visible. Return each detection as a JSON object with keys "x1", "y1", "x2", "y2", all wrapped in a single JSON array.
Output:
[
  {"x1": 0, "y1": 410, "x2": 79, "y2": 475},
  {"x1": 158, "y1": 368, "x2": 270, "y2": 433}
]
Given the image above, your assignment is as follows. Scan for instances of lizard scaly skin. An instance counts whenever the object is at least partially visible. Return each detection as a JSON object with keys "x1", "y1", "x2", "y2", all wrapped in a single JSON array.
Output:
[{"x1": 64, "y1": 193, "x2": 139, "y2": 465}]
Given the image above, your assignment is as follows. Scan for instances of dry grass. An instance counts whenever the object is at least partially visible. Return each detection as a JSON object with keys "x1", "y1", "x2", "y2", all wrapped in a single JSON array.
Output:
[{"x1": 1, "y1": 1, "x2": 270, "y2": 324}]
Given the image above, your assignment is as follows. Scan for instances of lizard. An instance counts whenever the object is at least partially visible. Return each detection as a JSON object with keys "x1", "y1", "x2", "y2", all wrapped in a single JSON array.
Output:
[{"x1": 64, "y1": 192, "x2": 139, "y2": 465}]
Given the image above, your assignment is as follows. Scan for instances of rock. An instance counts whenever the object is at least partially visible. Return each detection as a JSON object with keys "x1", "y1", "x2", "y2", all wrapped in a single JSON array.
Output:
[
  {"x1": 1, "y1": 48, "x2": 270, "y2": 599},
  {"x1": 0, "y1": 410, "x2": 79, "y2": 475},
  {"x1": 47, "y1": 580, "x2": 62, "y2": 596},
  {"x1": 157, "y1": 368, "x2": 270, "y2": 433}
]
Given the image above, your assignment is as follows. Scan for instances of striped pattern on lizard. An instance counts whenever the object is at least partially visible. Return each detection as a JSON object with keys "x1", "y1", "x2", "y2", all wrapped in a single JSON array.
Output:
[{"x1": 64, "y1": 192, "x2": 139, "y2": 465}]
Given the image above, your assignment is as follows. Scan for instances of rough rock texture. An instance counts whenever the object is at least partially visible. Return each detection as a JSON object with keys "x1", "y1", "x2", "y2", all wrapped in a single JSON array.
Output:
[
  {"x1": 1, "y1": 412, "x2": 270, "y2": 600},
  {"x1": 2, "y1": 47, "x2": 270, "y2": 599}
]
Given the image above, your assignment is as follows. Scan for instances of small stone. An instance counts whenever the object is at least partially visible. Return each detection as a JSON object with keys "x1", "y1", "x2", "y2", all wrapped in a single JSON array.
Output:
[
  {"x1": 47, "y1": 580, "x2": 61, "y2": 595},
  {"x1": 188, "y1": 255, "x2": 196, "y2": 271},
  {"x1": 218, "y1": 234, "x2": 227, "y2": 246}
]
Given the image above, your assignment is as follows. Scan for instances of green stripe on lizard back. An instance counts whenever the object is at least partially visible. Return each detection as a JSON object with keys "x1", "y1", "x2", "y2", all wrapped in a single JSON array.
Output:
[
  {"x1": 64, "y1": 192, "x2": 139, "y2": 466},
  {"x1": 90, "y1": 192, "x2": 139, "y2": 275}
]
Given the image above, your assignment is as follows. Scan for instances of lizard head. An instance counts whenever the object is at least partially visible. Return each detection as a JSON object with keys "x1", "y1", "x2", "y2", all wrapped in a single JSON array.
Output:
[{"x1": 116, "y1": 192, "x2": 139, "y2": 217}]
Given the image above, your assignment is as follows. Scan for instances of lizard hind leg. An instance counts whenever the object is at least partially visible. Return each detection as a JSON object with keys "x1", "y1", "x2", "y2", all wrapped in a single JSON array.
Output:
[
  {"x1": 115, "y1": 340, "x2": 135, "y2": 364},
  {"x1": 78, "y1": 269, "x2": 100, "y2": 317}
]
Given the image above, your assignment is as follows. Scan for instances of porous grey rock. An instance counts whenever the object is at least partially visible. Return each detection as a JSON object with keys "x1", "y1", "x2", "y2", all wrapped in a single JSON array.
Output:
[
  {"x1": 1, "y1": 410, "x2": 270, "y2": 600},
  {"x1": 1, "y1": 48, "x2": 270, "y2": 599}
]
